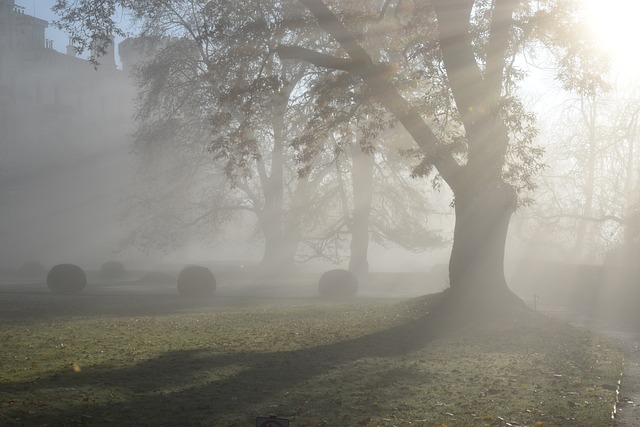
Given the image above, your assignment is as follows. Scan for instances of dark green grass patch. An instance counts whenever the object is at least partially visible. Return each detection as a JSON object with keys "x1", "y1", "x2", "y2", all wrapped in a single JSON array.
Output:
[{"x1": 0, "y1": 293, "x2": 622, "y2": 426}]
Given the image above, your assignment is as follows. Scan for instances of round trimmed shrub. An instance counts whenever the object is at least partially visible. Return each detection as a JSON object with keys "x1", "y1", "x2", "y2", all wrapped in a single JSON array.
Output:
[
  {"x1": 318, "y1": 269, "x2": 358, "y2": 298},
  {"x1": 100, "y1": 261, "x2": 126, "y2": 279},
  {"x1": 177, "y1": 265, "x2": 216, "y2": 297},
  {"x1": 19, "y1": 261, "x2": 47, "y2": 277},
  {"x1": 47, "y1": 264, "x2": 87, "y2": 294}
]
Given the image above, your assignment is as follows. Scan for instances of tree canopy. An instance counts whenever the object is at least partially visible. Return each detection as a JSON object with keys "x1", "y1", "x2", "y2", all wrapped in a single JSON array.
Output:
[{"x1": 54, "y1": 0, "x2": 609, "y2": 312}]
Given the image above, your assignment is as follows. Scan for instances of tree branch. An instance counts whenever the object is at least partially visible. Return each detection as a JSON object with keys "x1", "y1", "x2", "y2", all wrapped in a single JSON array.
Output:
[
  {"x1": 485, "y1": 0, "x2": 518, "y2": 97},
  {"x1": 432, "y1": 0, "x2": 482, "y2": 122},
  {"x1": 298, "y1": 0, "x2": 371, "y2": 64},
  {"x1": 542, "y1": 213, "x2": 625, "y2": 224},
  {"x1": 281, "y1": 0, "x2": 463, "y2": 189},
  {"x1": 432, "y1": 0, "x2": 514, "y2": 186},
  {"x1": 275, "y1": 45, "x2": 360, "y2": 72}
]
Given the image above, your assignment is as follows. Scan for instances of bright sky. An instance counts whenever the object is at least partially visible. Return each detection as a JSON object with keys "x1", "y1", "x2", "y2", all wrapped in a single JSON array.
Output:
[
  {"x1": 22, "y1": 0, "x2": 127, "y2": 64},
  {"x1": 21, "y1": 0, "x2": 69, "y2": 54},
  {"x1": 585, "y1": 0, "x2": 640, "y2": 79},
  {"x1": 24, "y1": 0, "x2": 640, "y2": 80}
]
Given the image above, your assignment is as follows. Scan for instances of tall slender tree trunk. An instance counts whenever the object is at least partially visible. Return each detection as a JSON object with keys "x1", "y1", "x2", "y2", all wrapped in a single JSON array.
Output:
[
  {"x1": 259, "y1": 182, "x2": 290, "y2": 276},
  {"x1": 624, "y1": 116, "x2": 638, "y2": 246},
  {"x1": 258, "y1": 99, "x2": 290, "y2": 277},
  {"x1": 348, "y1": 137, "x2": 374, "y2": 285},
  {"x1": 574, "y1": 96, "x2": 597, "y2": 261}
]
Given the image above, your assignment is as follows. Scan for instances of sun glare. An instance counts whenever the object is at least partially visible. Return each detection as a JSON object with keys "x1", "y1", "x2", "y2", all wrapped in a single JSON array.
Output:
[{"x1": 585, "y1": 0, "x2": 640, "y2": 76}]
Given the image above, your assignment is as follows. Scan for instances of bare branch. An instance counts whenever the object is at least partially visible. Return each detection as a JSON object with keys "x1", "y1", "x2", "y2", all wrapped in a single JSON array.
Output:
[
  {"x1": 276, "y1": 45, "x2": 360, "y2": 72},
  {"x1": 542, "y1": 213, "x2": 625, "y2": 225},
  {"x1": 283, "y1": 0, "x2": 463, "y2": 189}
]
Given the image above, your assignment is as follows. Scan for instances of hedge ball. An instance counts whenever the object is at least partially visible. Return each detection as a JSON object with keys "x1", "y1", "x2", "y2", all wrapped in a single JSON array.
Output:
[
  {"x1": 47, "y1": 264, "x2": 87, "y2": 294},
  {"x1": 177, "y1": 265, "x2": 216, "y2": 297},
  {"x1": 100, "y1": 261, "x2": 126, "y2": 279},
  {"x1": 318, "y1": 268, "x2": 358, "y2": 297}
]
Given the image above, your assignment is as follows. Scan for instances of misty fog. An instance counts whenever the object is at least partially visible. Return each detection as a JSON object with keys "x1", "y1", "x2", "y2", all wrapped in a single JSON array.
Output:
[
  {"x1": 0, "y1": 4, "x2": 454, "y2": 287},
  {"x1": 1, "y1": 1, "x2": 638, "y2": 307},
  {"x1": 0, "y1": 22, "x2": 135, "y2": 269},
  {"x1": 4, "y1": 2, "x2": 640, "y2": 425}
]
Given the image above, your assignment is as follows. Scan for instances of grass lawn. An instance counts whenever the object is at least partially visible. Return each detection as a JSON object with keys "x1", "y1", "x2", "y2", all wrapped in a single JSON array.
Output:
[{"x1": 0, "y1": 291, "x2": 623, "y2": 426}]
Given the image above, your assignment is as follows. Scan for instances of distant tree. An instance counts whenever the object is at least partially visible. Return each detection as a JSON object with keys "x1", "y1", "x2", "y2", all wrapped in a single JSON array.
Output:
[
  {"x1": 93, "y1": 1, "x2": 336, "y2": 274},
  {"x1": 516, "y1": 86, "x2": 640, "y2": 262},
  {"x1": 298, "y1": 122, "x2": 448, "y2": 282},
  {"x1": 54, "y1": 0, "x2": 606, "y2": 315},
  {"x1": 58, "y1": 0, "x2": 447, "y2": 279}
]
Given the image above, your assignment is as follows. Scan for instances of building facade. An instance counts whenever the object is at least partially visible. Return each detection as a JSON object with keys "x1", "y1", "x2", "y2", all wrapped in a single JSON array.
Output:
[{"x1": 0, "y1": 0, "x2": 137, "y2": 268}]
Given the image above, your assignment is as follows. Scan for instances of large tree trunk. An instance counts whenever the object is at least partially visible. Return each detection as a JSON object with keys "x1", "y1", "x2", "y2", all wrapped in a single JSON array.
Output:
[
  {"x1": 430, "y1": 0, "x2": 523, "y2": 314},
  {"x1": 447, "y1": 180, "x2": 523, "y2": 311}
]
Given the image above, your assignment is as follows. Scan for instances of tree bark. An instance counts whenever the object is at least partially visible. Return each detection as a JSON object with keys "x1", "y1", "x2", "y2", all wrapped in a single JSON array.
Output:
[
  {"x1": 257, "y1": 94, "x2": 291, "y2": 277},
  {"x1": 348, "y1": 137, "x2": 374, "y2": 285},
  {"x1": 258, "y1": 185, "x2": 291, "y2": 276},
  {"x1": 447, "y1": 180, "x2": 521, "y2": 308}
]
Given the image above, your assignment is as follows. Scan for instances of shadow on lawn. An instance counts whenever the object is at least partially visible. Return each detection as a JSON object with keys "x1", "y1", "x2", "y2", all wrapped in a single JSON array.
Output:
[{"x1": 5, "y1": 298, "x2": 449, "y2": 426}]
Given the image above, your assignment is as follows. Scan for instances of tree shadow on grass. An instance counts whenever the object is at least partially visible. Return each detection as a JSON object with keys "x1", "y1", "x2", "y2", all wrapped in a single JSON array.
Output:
[{"x1": 3, "y1": 296, "x2": 462, "y2": 426}]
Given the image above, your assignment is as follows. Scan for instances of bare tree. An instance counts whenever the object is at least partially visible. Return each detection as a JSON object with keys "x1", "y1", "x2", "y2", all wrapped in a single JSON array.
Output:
[{"x1": 516, "y1": 85, "x2": 640, "y2": 263}]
